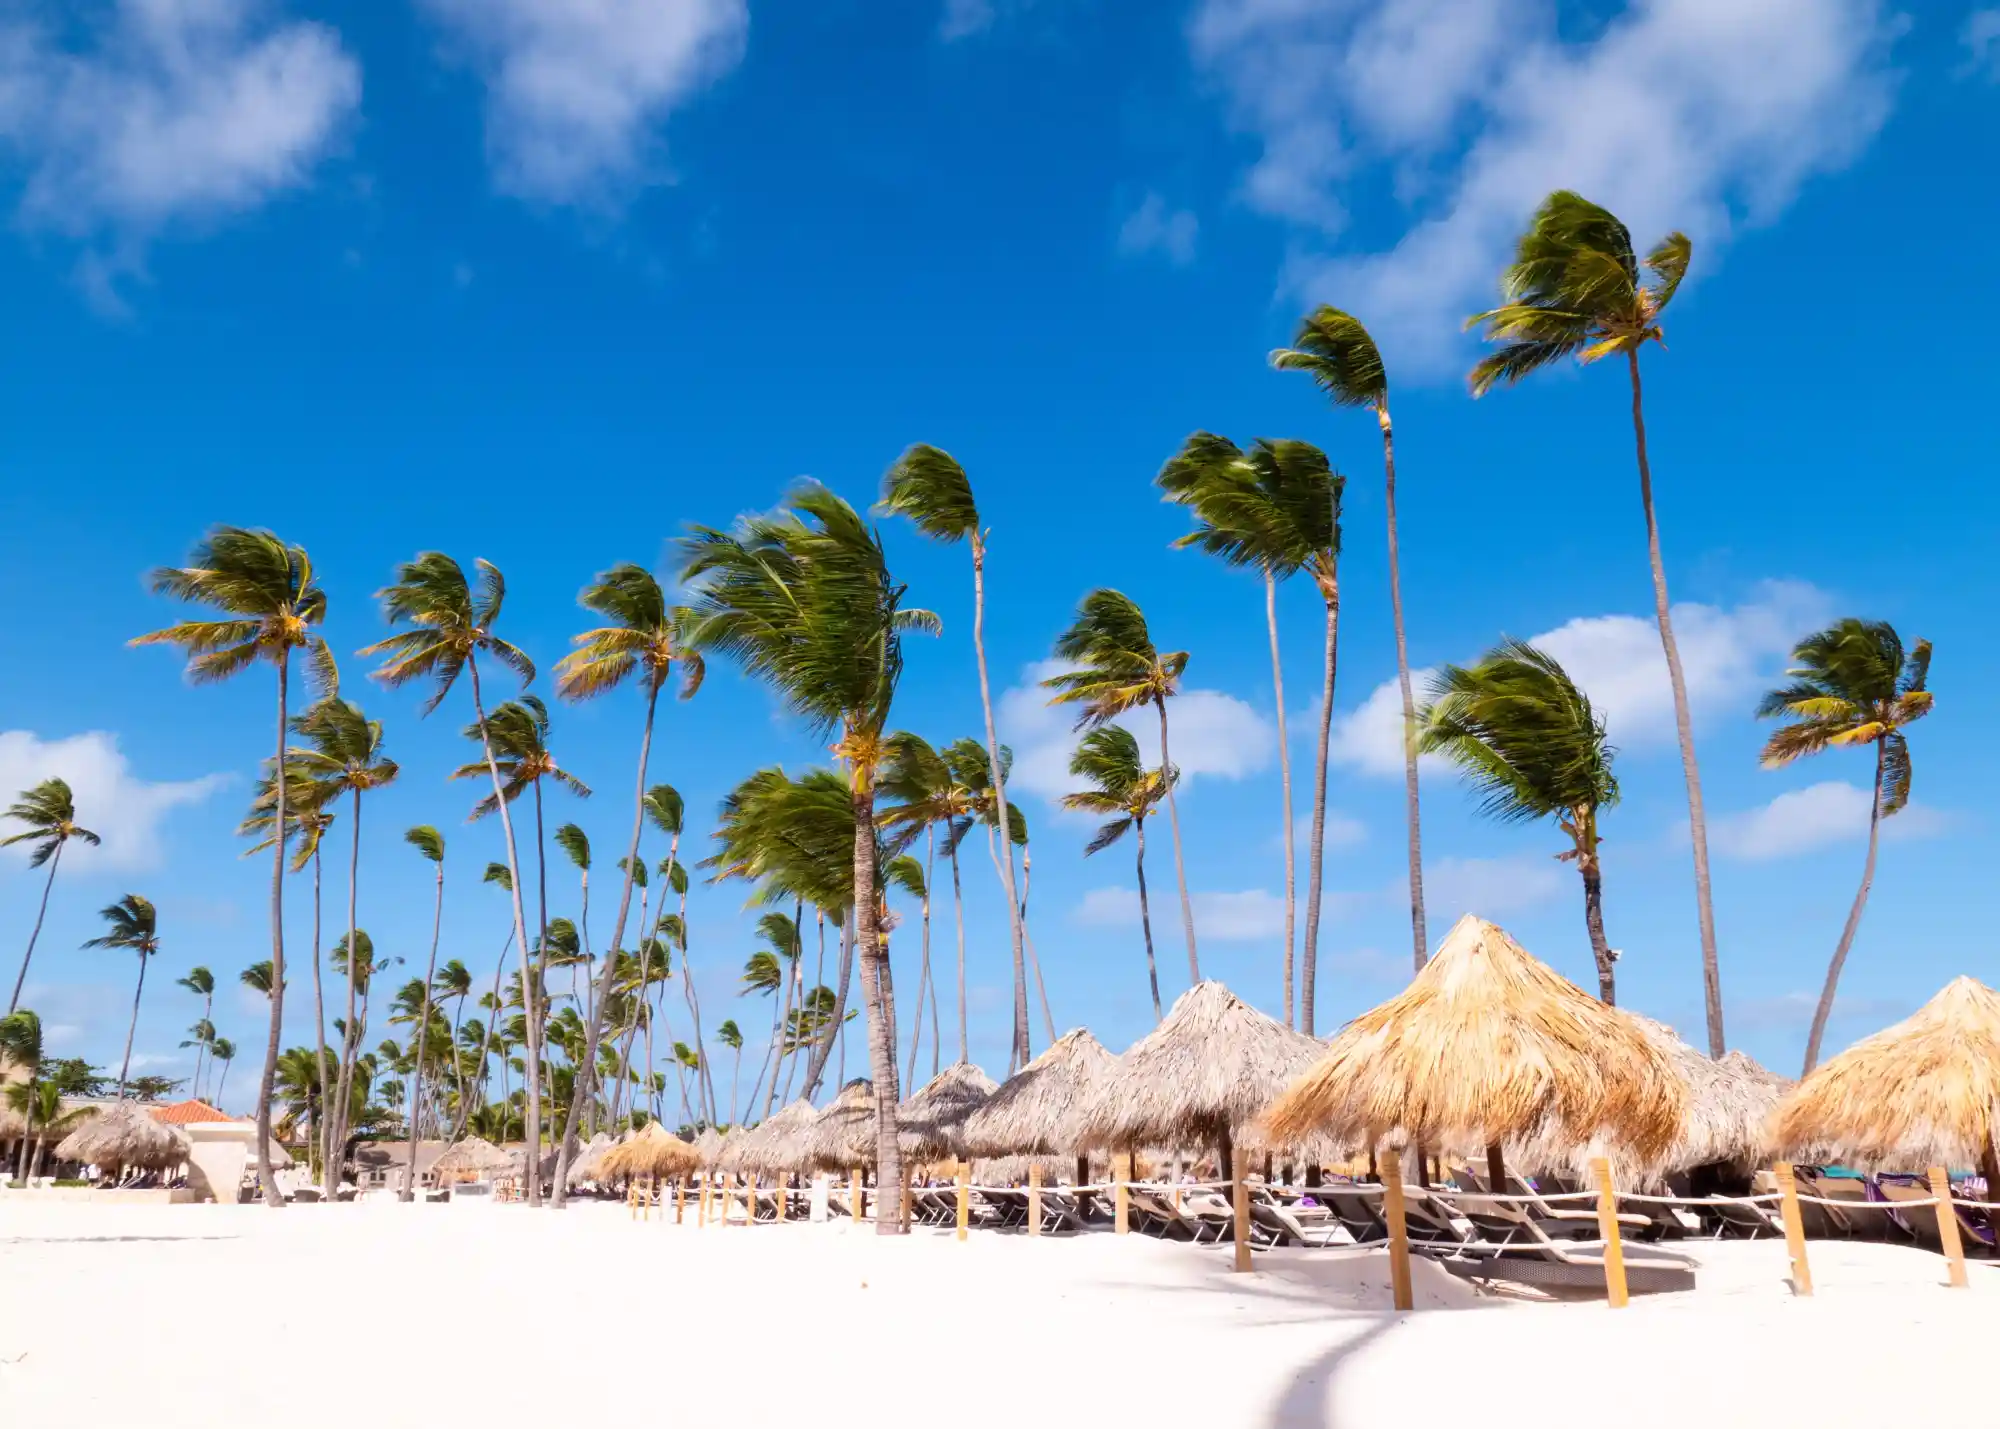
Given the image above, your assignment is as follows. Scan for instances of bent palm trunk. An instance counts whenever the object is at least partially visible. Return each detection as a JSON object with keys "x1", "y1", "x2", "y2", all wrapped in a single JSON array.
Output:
[
  {"x1": 1299, "y1": 588, "x2": 1339, "y2": 1034},
  {"x1": 254, "y1": 652, "x2": 290, "y2": 1207},
  {"x1": 406, "y1": 860, "x2": 444, "y2": 1199},
  {"x1": 8, "y1": 842, "x2": 65, "y2": 1015},
  {"x1": 848, "y1": 775, "x2": 904, "y2": 1233},
  {"x1": 1380, "y1": 410, "x2": 1428, "y2": 972},
  {"x1": 1264, "y1": 571, "x2": 1297, "y2": 1028},
  {"x1": 1134, "y1": 819, "x2": 1162, "y2": 1021},
  {"x1": 1156, "y1": 697, "x2": 1199, "y2": 983},
  {"x1": 1802, "y1": 745, "x2": 1885, "y2": 1074},
  {"x1": 970, "y1": 538, "x2": 1031, "y2": 1081}
]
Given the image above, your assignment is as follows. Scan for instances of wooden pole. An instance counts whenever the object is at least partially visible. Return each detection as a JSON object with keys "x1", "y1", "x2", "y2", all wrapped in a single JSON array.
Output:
[
  {"x1": 1590, "y1": 1157, "x2": 1629, "y2": 1310},
  {"x1": 1232, "y1": 1166, "x2": 1252, "y2": 1273},
  {"x1": 1114, "y1": 1152, "x2": 1130, "y2": 1236},
  {"x1": 850, "y1": 1169, "x2": 863, "y2": 1224},
  {"x1": 956, "y1": 1162, "x2": 971, "y2": 1242},
  {"x1": 1930, "y1": 1166, "x2": 1969, "y2": 1289},
  {"x1": 901, "y1": 1167, "x2": 913, "y2": 1226},
  {"x1": 1028, "y1": 1162, "x2": 1043, "y2": 1238},
  {"x1": 674, "y1": 1176, "x2": 685, "y2": 1224},
  {"x1": 748, "y1": 1172, "x2": 759, "y2": 1227},
  {"x1": 699, "y1": 1175, "x2": 710, "y2": 1226},
  {"x1": 1380, "y1": 1148, "x2": 1413, "y2": 1312},
  {"x1": 776, "y1": 1174, "x2": 787, "y2": 1223},
  {"x1": 1773, "y1": 1162, "x2": 1813, "y2": 1297}
]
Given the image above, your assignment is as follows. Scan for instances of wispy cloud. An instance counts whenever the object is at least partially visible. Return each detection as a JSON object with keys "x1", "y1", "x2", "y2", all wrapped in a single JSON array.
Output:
[
  {"x1": 0, "y1": 731, "x2": 229, "y2": 875},
  {"x1": 1117, "y1": 191, "x2": 1198, "y2": 266},
  {"x1": 939, "y1": 0, "x2": 998, "y2": 42},
  {"x1": 1074, "y1": 886, "x2": 1287, "y2": 941},
  {"x1": 1708, "y1": 781, "x2": 1952, "y2": 862},
  {"x1": 1964, "y1": 9, "x2": 2000, "y2": 79},
  {"x1": 1735, "y1": 990, "x2": 1909, "y2": 1031}
]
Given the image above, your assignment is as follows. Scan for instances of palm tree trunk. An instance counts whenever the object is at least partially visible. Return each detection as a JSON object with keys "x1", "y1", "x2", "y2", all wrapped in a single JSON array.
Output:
[
  {"x1": 254, "y1": 650, "x2": 290, "y2": 1207},
  {"x1": 1018, "y1": 846, "x2": 1056, "y2": 1044},
  {"x1": 674, "y1": 870, "x2": 717, "y2": 1126},
  {"x1": 8, "y1": 844, "x2": 65, "y2": 1015},
  {"x1": 1134, "y1": 819, "x2": 1163, "y2": 1021},
  {"x1": 1627, "y1": 349, "x2": 1725, "y2": 1056},
  {"x1": 326, "y1": 788, "x2": 363, "y2": 1200},
  {"x1": 1299, "y1": 587, "x2": 1339, "y2": 1035},
  {"x1": 970, "y1": 538, "x2": 1032, "y2": 1083},
  {"x1": 531, "y1": 779, "x2": 550, "y2": 1152},
  {"x1": 846, "y1": 771, "x2": 904, "y2": 1234},
  {"x1": 199, "y1": 992, "x2": 213, "y2": 1102},
  {"x1": 466, "y1": 651, "x2": 543, "y2": 1204},
  {"x1": 803, "y1": 911, "x2": 851, "y2": 1101},
  {"x1": 907, "y1": 830, "x2": 934, "y2": 1087},
  {"x1": 1380, "y1": 410, "x2": 1429, "y2": 973},
  {"x1": 1155, "y1": 696, "x2": 1200, "y2": 983},
  {"x1": 1263, "y1": 571, "x2": 1298, "y2": 1027},
  {"x1": 728, "y1": 1047, "x2": 740, "y2": 1125},
  {"x1": 308, "y1": 846, "x2": 331, "y2": 1179},
  {"x1": 1802, "y1": 745, "x2": 1886, "y2": 1074},
  {"x1": 1579, "y1": 855, "x2": 1615, "y2": 1005},
  {"x1": 406, "y1": 859, "x2": 444, "y2": 1199},
  {"x1": 116, "y1": 950, "x2": 149, "y2": 1098},
  {"x1": 762, "y1": 972, "x2": 789, "y2": 1118},
  {"x1": 949, "y1": 842, "x2": 968, "y2": 1063},
  {"x1": 451, "y1": 944, "x2": 508, "y2": 1143}
]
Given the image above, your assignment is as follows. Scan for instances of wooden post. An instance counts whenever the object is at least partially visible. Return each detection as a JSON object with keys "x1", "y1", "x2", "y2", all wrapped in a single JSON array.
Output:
[
  {"x1": 956, "y1": 1162, "x2": 972, "y2": 1242},
  {"x1": 1380, "y1": 1148, "x2": 1413, "y2": 1312},
  {"x1": 1232, "y1": 1168, "x2": 1252, "y2": 1273},
  {"x1": 1773, "y1": 1162, "x2": 1813, "y2": 1297},
  {"x1": 748, "y1": 1173, "x2": 759, "y2": 1227},
  {"x1": 1590, "y1": 1157, "x2": 1629, "y2": 1310},
  {"x1": 1930, "y1": 1166, "x2": 1969, "y2": 1288},
  {"x1": 674, "y1": 1176, "x2": 685, "y2": 1224},
  {"x1": 1028, "y1": 1163, "x2": 1043, "y2": 1238},
  {"x1": 850, "y1": 1169, "x2": 863, "y2": 1223},
  {"x1": 776, "y1": 1175, "x2": 787, "y2": 1223},
  {"x1": 901, "y1": 1168, "x2": 913, "y2": 1226},
  {"x1": 1115, "y1": 1153, "x2": 1131, "y2": 1235},
  {"x1": 699, "y1": 1176, "x2": 710, "y2": 1226}
]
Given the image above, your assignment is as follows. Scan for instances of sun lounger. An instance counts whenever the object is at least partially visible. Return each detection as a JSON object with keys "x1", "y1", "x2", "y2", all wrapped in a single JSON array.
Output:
[
  {"x1": 1878, "y1": 1178, "x2": 1946, "y2": 1252},
  {"x1": 1248, "y1": 1198, "x2": 1346, "y2": 1248},
  {"x1": 1036, "y1": 1189, "x2": 1092, "y2": 1235},
  {"x1": 1325, "y1": 1189, "x2": 1389, "y2": 1244},
  {"x1": 1433, "y1": 1201, "x2": 1698, "y2": 1296}
]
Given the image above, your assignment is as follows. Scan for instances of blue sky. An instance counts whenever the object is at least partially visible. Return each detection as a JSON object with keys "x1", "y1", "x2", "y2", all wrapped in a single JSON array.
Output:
[{"x1": 1, "y1": 0, "x2": 1995, "y2": 1111}]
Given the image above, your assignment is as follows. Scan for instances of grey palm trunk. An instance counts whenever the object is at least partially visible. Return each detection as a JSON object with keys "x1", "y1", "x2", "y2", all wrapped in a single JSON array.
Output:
[
  {"x1": 308, "y1": 844, "x2": 331, "y2": 1176},
  {"x1": 950, "y1": 839, "x2": 968, "y2": 1064},
  {"x1": 847, "y1": 777, "x2": 905, "y2": 1233},
  {"x1": 1264, "y1": 572, "x2": 1297, "y2": 1027},
  {"x1": 1134, "y1": 816, "x2": 1163, "y2": 1021},
  {"x1": 802, "y1": 907, "x2": 853, "y2": 1102},
  {"x1": 1299, "y1": 587, "x2": 1339, "y2": 1034},
  {"x1": 116, "y1": 947, "x2": 150, "y2": 1099},
  {"x1": 1578, "y1": 853, "x2": 1615, "y2": 1005},
  {"x1": 1802, "y1": 742, "x2": 1885, "y2": 1075},
  {"x1": 325, "y1": 789, "x2": 364, "y2": 1201},
  {"x1": 8, "y1": 839, "x2": 67, "y2": 1016},
  {"x1": 1155, "y1": 696, "x2": 1200, "y2": 984},
  {"x1": 253, "y1": 651, "x2": 289, "y2": 1208},
  {"x1": 1380, "y1": 409, "x2": 1429, "y2": 972},
  {"x1": 970, "y1": 538, "x2": 1032, "y2": 1075},
  {"x1": 405, "y1": 858, "x2": 444, "y2": 1199}
]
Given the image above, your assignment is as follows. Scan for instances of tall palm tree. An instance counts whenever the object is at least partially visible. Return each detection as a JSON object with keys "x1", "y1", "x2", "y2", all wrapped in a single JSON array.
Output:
[
  {"x1": 180, "y1": 1020, "x2": 217, "y2": 1098},
  {"x1": 241, "y1": 960, "x2": 277, "y2": 996},
  {"x1": 716, "y1": 1018, "x2": 743, "y2": 1125},
  {"x1": 403, "y1": 826, "x2": 446, "y2": 1198},
  {"x1": 883, "y1": 851, "x2": 931, "y2": 1085},
  {"x1": 82, "y1": 894, "x2": 160, "y2": 1098},
  {"x1": 1044, "y1": 590, "x2": 1201, "y2": 984},
  {"x1": 647, "y1": 787, "x2": 716, "y2": 1129},
  {"x1": 1272, "y1": 307, "x2": 1429, "y2": 979},
  {"x1": 878, "y1": 732, "x2": 977, "y2": 1064},
  {"x1": 361, "y1": 553, "x2": 544, "y2": 1200},
  {"x1": 680, "y1": 484, "x2": 936, "y2": 1230},
  {"x1": 432, "y1": 957, "x2": 474, "y2": 1120},
  {"x1": 209, "y1": 1037, "x2": 237, "y2": 1109},
  {"x1": 4, "y1": 778, "x2": 100, "y2": 1015},
  {"x1": 133, "y1": 526, "x2": 333, "y2": 1204},
  {"x1": 1061, "y1": 726, "x2": 1175, "y2": 1020},
  {"x1": 1468, "y1": 192, "x2": 1723, "y2": 1054},
  {"x1": 1757, "y1": 619, "x2": 1935, "y2": 1074},
  {"x1": 175, "y1": 966, "x2": 215, "y2": 1098},
  {"x1": 954, "y1": 743, "x2": 1054, "y2": 1054},
  {"x1": 739, "y1": 912, "x2": 799, "y2": 1118},
  {"x1": 1418, "y1": 640, "x2": 1622, "y2": 1001},
  {"x1": 3, "y1": 1008, "x2": 46, "y2": 1178},
  {"x1": 878, "y1": 446, "x2": 1031, "y2": 1072}
]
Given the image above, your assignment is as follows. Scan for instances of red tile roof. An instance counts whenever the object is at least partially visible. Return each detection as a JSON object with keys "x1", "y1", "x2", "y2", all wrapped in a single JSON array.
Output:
[{"x1": 151, "y1": 1099, "x2": 235, "y2": 1125}]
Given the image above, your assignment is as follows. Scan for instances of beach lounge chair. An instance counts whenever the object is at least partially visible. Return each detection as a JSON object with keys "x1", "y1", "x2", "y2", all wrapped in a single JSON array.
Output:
[
  {"x1": 1127, "y1": 1188, "x2": 1210, "y2": 1241},
  {"x1": 1248, "y1": 1198, "x2": 1345, "y2": 1248},
  {"x1": 1878, "y1": 1177, "x2": 1948, "y2": 1252},
  {"x1": 1036, "y1": 1189, "x2": 1092, "y2": 1235},
  {"x1": 1434, "y1": 1202, "x2": 1698, "y2": 1296},
  {"x1": 1437, "y1": 1186, "x2": 1645, "y2": 1247},
  {"x1": 1705, "y1": 1189, "x2": 1784, "y2": 1240}
]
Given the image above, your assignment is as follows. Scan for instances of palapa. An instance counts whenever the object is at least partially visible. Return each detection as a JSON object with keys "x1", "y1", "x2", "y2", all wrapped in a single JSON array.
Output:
[
  {"x1": 1772, "y1": 976, "x2": 2000, "y2": 1178},
  {"x1": 721, "y1": 1099, "x2": 817, "y2": 1176},
  {"x1": 599, "y1": 1124, "x2": 702, "y2": 1181},
  {"x1": 1263, "y1": 915, "x2": 1686, "y2": 1167},
  {"x1": 802, "y1": 1079, "x2": 879, "y2": 1170},
  {"x1": 53, "y1": 1100, "x2": 189, "y2": 1174},
  {"x1": 897, "y1": 1063, "x2": 997, "y2": 1161},
  {"x1": 961, "y1": 1029, "x2": 1117, "y2": 1157},
  {"x1": 565, "y1": 1131, "x2": 617, "y2": 1187},
  {"x1": 1078, "y1": 984, "x2": 1325, "y2": 1163},
  {"x1": 431, "y1": 1135, "x2": 514, "y2": 1180}
]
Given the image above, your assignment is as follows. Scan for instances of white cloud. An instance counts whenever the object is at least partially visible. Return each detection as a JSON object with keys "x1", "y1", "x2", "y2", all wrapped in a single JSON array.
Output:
[
  {"x1": 1331, "y1": 580, "x2": 1833, "y2": 775},
  {"x1": 1710, "y1": 780, "x2": 1951, "y2": 862},
  {"x1": 939, "y1": 0, "x2": 997, "y2": 41},
  {"x1": 1000, "y1": 660, "x2": 1276, "y2": 803},
  {"x1": 0, "y1": 0, "x2": 360, "y2": 311},
  {"x1": 1075, "y1": 886, "x2": 1288, "y2": 941},
  {"x1": 419, "y1": 0, "x2": 747, "y2": 204},
  {"x1": 1965, "y1": 10, "x2": 2000, "y2": 79},
  {"x1": 1117, "y1": 192, "x2": 1199, "y2": 266},
  {"x1": 0, "y1": 731, "x2": 229, "y2": 875},
  {"x1": 1735, "y1": 990, "x2": 1907, "y2": 1031},
  {"x1": 1190, "y1": 0, "x2": 1898, "y2": 372},
  {"x1": 1424, "y1": 854, "x2": 1565, "y2": 920}
]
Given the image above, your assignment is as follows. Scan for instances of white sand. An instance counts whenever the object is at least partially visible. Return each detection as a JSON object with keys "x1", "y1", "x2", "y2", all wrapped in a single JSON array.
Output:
[{"x1": 1, "y1": 1200, "x2": 1988, "y2": 1426}]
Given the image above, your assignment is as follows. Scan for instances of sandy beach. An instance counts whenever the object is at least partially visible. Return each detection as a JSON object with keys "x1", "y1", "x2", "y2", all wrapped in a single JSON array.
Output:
[{"x1": 1, "y1": 1200, "x2": 1986, "y2": 1427}]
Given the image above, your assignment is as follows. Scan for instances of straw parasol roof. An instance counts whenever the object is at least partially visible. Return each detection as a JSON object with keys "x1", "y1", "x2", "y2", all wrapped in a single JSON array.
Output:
[
  {"x1": 802, "y1": 1079, "x2": 880, "y2": 1170},
  {"x1": 897, "y1": 1063, "x2": 997, "y2": 1161},
  {"x1": 722, "y1": 1099, "x2": 818, "y2": 1176},
  {"x1": 432, "y1": 1135, "x2": 514, "y2": 1179},
  {"x1": 565, "y1": 1131, "x2": 617, "y2": 1187},
  {"x1": 53, "y1": 1100, "x2": 190, "y2": 1174},
  {"x1": 599, "y1": 1123, "x2": 702, "y2": 1180},
  {"x1": 1772, "y1": 976, "x2": 2000, "y2": 1172},
  {"x1": 1263, "y1": 915, "x2": 1686, "y2": 1166},
  {"x1": 961, "y1": 1029, "x2": 1117, "y2": 1157},
  {"x1": 1078, "y1": 984, "x2": 1326, "y2": 1156}
]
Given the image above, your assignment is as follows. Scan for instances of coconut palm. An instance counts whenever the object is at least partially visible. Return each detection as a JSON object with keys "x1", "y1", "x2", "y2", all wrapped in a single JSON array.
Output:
[
  {"x1": 1468, "y1": 192, "x2": 1724, "y2": 1055},
  {"x1": 2, "y1": 1012, "x2": 88, "y2": 1183},
  {"x1": 882, "y1": 849, "x2": 933, "y2": 1084},
  {"x1": 241, "y1": 960, "x2": 277, "y2": 996},
  {"x1": 878, "y1": 446, "x2": 1031, "y2": 1070},
  {"x1": 647, "y1": 787, "x2": 716, "y2": 1129},
  {"x1": 1044, "y1": 590, "x2": 1201, "y2": 984},
  {"x1": 1418, "y1": 640, "x2": 1623, "y2": 1002},
  {"x1": 4, "y1": 778, "x2": 100, "y2": 1015},
  {"x1": 82, "y1": 894, "x2": 160, "y2": 1098},
  {"x1": 739, "y1": 912, "x2": 799, "y2": 1118},
  {"x1": 877, "y1": 731, "x2": 978, "y2": 1065},
  {"x1": 679, "y1": 485, "x2": 936, "y2": 1229},
  {"x1": 1061, "y1": 725, "x2": 1175, "y2": 1020},
  {"x1": 210, "y1": 1037, "x2": 237, "y2": 1109},
  {"x1": 133, "y1": 526, "x2": 333, "y2": 1204},
  {"x1": 180, "y1": 1020, "x2": 216, "y2": 1098},
  {"x1": 1757, "y1": 620, "x2": 1935, "y2": 1074},
  {"x1": 175, "y1": 966, "x2": 216, "y2": 1098},
  {"x1": 403, "y1": 825, "x2": 446, "y2": 1197},
  {"x1": 432, "y1": 957, "x2": 474, "y2": 1118},
  {"x1": 716, "y1": 1018, "x2": 744, "y2": 1124},
  {"x1": 1272, "y1": 307, "x2": 1429, "y2": 982},
  {"x1": 952, "y1": 741, "x2": 1054, "y2": 1055},
  {"x1": 361, "y1": 552, "x2": 544, "y2": 1200}
]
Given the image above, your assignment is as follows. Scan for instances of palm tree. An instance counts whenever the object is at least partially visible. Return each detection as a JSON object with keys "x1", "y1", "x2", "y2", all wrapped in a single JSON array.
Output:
[
  {"x1": 1273, "y1": 307, "x2": 1429, "y2": 979},
  {"x1": 175, "y1": 966, "x2": 216, "y2": 1098},
  {"x1": 1418, "y1": 640, "x2": 1622, "y2": 1001},
  {"x1": 432, "y1": 957, "x2": 474, "y2": 1121},
  {"x1": 878, "y1": 446, "x2": 1031, "y2": 1071},
  {"x1": 883, "y1": 850, "x2": 931, "y2": 1084},
  {"x1": 647, "y1": 787, "x2": 716, "y2": 1129},
  {"x1": 1757, "y1": 620, "x2": 1935, "y2": 1074},
  {"x1": 716, "y1": 1019, "x2": 743, "y2": 1124},
  {"x1": 1061, "y1": 726, "x2": 1175, "y2": 1020},
  {"x1": 242, "y1": 960, "x2": 277, "y2": 996},
  {"x1": 4, "y1": 778, "x2": 100, "y2": 1015},
  {"x1": 361, "y1": 553, "x2": 544, "y2": 1201},
  {"x1": 739, "y1": 912, "x2": 798, "y2": 1117},
  {"x1": 82, "y1": 894, "x2": 160, "y2": 1098},
  {"x1": 877, "y1": 732, "x2": 977, "y2": 1064},
  {"x1": 1044, "y1": 590, "x2": 1201, "y2": 984},
  {"x1": 6, "y1": 1076, "x2": 86, "y2": 1183},
  {"x1": 210, "y1": 1037, "x2": 237, "y2": 1109},
  {"x1": 1468, "y1": 192, "x2": 1724, "y2": 1055},
  {"x1": 180, "y1": 1020, "x2": 217, "y2": 1098},
  {"x1": 680, "y1": 484, "x2": 936, "y2": 1229},
  {"x1": 403, "y1": 825, "x2": 446, "y2": 1198},
  {"x1": 3, "y1": 1009, "x2": 49, "y2": 1178},
  {"x1": 133, "y1": 526, "x2": 333, "y2": 1205}
]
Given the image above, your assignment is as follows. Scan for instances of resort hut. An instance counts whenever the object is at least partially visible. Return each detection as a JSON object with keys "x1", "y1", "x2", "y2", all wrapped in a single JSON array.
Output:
[
  {"x1": 1264, "y1": 915, "x2": 1686, "y2": 1188},
  {"x1": 802, "y1": 1079, "x2": 879, "y2": 1171},
  {"x1": 897, "y1": 1063, "x2": 997, "y2": 1164},
  {"x1": 1078, "y1": 984, "x2": 1325, "y2": 1178},
  {"x1": 1771, "y1": 976, "x2": 2000, "y2": 1190},
  {"x1": 565, "y1": 1131, "x2": 616, "y2": 1189},
  {"x1": 53, "y1": 1100, "x2": 190, "y2": 1179},
  {"x1": 430, "y1": 1135, "x2": 514, "y2": 1185},
  {"x1": 722, "y1": 1099, "x2": 817, "y2": 1179},
  {"x1": 600, "y1": 1124, "x2": 703, "y2": 1182},
  {"x1": 961, "y1": 1029, "x2": 1117, "y2": 1189}
]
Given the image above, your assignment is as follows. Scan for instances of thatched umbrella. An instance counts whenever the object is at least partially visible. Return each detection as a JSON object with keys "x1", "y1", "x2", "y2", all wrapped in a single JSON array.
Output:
[
  {"x1": 1264, "y1": 915, "x2": 1686, "y2": 1186},
  {"x1": 565, "y1": 1131, "x2": 616, "y2": 1188},
  {"x1": 432, "y1": 1135, "x2": 514, "y2": 1182},
  {"x1": 601, "y1": 1124, "x2": 703, "y2": 1181},
  {"x1": 1772, "y1": 977, "x2": 2000, "y2": 1189},
  {"x1": 1078, "y1": 984, "x2": 1325, "y2": 1176},
  {"x1": 54, "y1": 1101, "x2": 189, "y2": 1177},
  {"x1": 722, "y1": 1099, "x2": 818, "y2": 1178},
  {"x1": 961, "y1": 1029, "x2": 1117, "y2": 1159},
  {"x1": 897, "y1": 1063, "x2": 997, "y2": 1162},
  {"x1": 802, "y1": 1079, "x2": 878, "y2": 1171}
]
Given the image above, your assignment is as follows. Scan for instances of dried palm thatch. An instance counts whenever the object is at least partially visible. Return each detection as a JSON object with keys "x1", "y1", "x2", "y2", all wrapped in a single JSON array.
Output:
[
  {"x1": 897, "y1": 1063, "x2": 997, "y2": 1161},
  {"x1": 722, "y1": 1099, "x2": 818, "y2": 1176},
  {"x1": 599, "y1": 1124, "x2": 702, "y2": 1181},
  {"x1": 802, "y1": 1079, "x2": 879, "y2": 1170},
  {"x1": 1078, "y1": 984, "x2": 1326, "y2": 1159},
  {"x1": 961, "y1": 1029, "x2": 1117, "y2": 1157},
  {"x1": 565, "y1": 1131, "x2": 617, "y2": 1187},
  {"x1": 432, "y1": 1135, "x2": 514, "y2": 1179},
  {"x1": 1263, "y1": 915, "x2": 1686, "y2": 1166},
  {"x1": 53, "y1": 1100, "x2": 188, "y2": 1174},
  {"x1": 1772, "y1": 977, "x2": 2000, "y2": 1173},
  {"x1": 692, "y1": 1126, "x2": 728, "y2": 1168}
]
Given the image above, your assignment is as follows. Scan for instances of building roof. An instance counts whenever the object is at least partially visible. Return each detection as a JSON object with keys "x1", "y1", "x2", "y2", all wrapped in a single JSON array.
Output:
[{"x1": 150, "y1": 1099, "x2": 236, "y2": 1126}]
